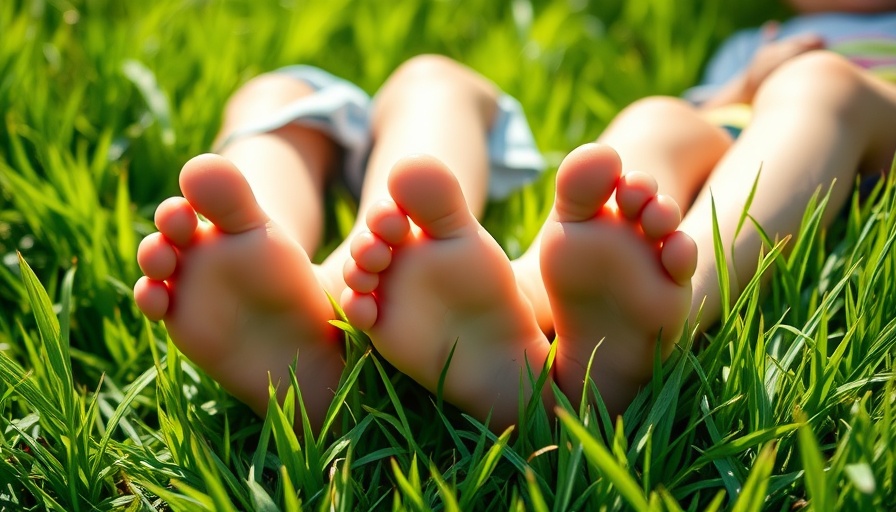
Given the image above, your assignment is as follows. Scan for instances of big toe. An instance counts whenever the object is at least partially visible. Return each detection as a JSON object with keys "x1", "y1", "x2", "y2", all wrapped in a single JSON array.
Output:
[
  {"x1": 387, "y1": 155, "x2": 478, "y2": 239},
  {"x1": 553, "y1": 143, "x2": 622, "y2": 222},
  {"x1": 178, "y1": 154, "x2": 270, "y2": 234}
]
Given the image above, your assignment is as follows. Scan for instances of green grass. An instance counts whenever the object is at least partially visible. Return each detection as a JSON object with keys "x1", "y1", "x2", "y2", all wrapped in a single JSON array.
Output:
[{"x1": 2, "y1": 0, "x2": 894, "y2": 510}]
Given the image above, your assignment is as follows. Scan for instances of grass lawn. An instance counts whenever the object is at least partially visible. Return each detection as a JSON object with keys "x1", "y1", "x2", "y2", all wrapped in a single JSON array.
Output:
[{"x1": 2, "y1": 0, "x2": 895, "y2": 510}]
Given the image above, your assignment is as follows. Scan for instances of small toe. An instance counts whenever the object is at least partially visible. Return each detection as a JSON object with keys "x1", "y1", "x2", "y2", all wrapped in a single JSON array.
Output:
[
  {"x1": 553, "y1": 143, "x2": 621, "y2": 222},
  {"x1": 616, "y1": 172, "x2": 658, "y2": 220},
  {"x1": 661, "y1": 231, "x2": 698, "y2": 285},
  {"x1": 387, "y1": 155, "x2": 477, "y2": 239},
  {"x1": 366, "y1": 200, "x2": 411, "y2": 245},
  {"x1": 641, "y1": 195, "x2": 682, "y2": 240},
  {"x1": 350, "y1": 232, "x2": 392, "y2": 273},
  {"x1": 154, "y1": 197, "x2": 198, "y2": 247},
  {"x1": 137, "y1": 233, "x2": 178, "y2": 280},
  {"x1": 343, "y1": 259, "x2": 380, "y2": 294},
  {"x1": 341, "y1": 288, "x2": 378, "y2": 331},
  {"x1": 134, "y1": 276, "x2": 170, "y2": 321}
]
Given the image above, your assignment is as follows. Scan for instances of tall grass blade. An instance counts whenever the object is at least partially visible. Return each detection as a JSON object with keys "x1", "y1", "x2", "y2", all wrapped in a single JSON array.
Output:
[{"x1": 556, "y1": 409, "x2": 649, "y2": 512}]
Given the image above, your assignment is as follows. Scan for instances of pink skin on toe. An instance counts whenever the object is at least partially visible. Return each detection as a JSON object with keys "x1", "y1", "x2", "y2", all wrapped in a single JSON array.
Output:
[
  {"x1": 541, "y1": 143, "x2": 697, "y2": 417},
  {"x1": 134, "y1": 154, "x2": 344, "y2": 432},
  {"x1": 340, "y1": 154, "x2": 552, "y2": 431}
]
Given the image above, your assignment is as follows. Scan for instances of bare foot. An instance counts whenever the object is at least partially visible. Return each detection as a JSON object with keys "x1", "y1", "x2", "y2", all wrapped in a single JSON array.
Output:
[
  {"x1": 340, "y1": 155, "x2": 551, "y2": 431},
  {"x1": 134, "y1": 154, "x2": 344, "y2": 431},
  {"x1": 541, "y1": 144, "x2": 697, "y2": 417}
]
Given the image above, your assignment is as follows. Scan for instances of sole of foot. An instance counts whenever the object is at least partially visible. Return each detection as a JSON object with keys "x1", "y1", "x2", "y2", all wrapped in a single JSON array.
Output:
[
  {"x1": 340, "y1": 154, "x2": 551, "y2": 431},
  {"x1": 540, "y1": 143, "x2": 697, "y2": 417},
  {"x1": 134, "y1": 153, "x2": 344, "y2": 432}
]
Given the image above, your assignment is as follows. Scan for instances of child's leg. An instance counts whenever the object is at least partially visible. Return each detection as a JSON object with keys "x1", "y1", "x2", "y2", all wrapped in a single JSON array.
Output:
[
  {"x1": 340, "y1": 57, "x2": 553, "y2": 431},
  {"x1": 513, "y1": 96, "x2": 732, "y2": 335},
  {"x1": 542, "y1": 51, "x2": 896, "y2": 415},
  {"x1": 683, "y1": 51, "x2": 896, "y2": 327},
  {"x1": 213, "y1": 74, "x2": 338, "y2": 251},
  {"x1": 597, "y1": 96, "x2": 733, "y2": 208},
  {"x1": 319, "y1": 55, "x2": 498, "y2": 277},
  {"x1": 136, "y1": 54, "x2": 545, "y2": 433},
  {"x1": 134, "y1": 75, "x2": 346, "y2": 432}
]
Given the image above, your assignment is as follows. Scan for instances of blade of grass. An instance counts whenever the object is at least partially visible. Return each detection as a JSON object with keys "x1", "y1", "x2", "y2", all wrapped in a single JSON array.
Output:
[
  {"x1": 730, "y1": 443, "x2": 776, "y2": 512},
  {"x1": 556, "y1": 408, "x2": 649, "y2": 512}
]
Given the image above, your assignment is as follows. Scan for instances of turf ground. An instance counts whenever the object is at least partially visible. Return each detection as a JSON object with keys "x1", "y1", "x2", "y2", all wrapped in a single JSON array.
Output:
[{"x1": 2, "y1": 0, "x2": 895, "y2": 510}]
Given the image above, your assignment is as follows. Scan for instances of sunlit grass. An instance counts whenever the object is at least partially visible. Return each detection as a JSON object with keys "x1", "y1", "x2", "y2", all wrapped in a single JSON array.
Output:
[{"x1": 2, "y1": 0, "x2": 894, "y2": 510}]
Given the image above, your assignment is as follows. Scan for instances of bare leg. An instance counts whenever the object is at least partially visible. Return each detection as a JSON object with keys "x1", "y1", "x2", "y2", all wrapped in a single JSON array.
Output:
[
  {"x1": 597, "y1": 96, "x2": 733, "y2": 209},
  {"x1": 135, "y1": 55, "x2": 524, "y2": 431},
  {"x1": 531, "y1": 51, "x2": 896, "y2": 418},
  {"x1": 513, "y1": 96, "x2": 731, "y2": 335},
  {"x1": 339, "y1": 56, "x2": 555, "y2": 431},
  {"x1": 320, "y1": 55, "x2": 500, "y2": 280},
  {"x1": 535, "y1": 51, "x2": 896, "y2": 338},
  {"x1": 214, "y1": 74, "x2": 339, "y2": 255},
  {"x1": 683, "y1": 51, "x2": 896, "y2": 326}
]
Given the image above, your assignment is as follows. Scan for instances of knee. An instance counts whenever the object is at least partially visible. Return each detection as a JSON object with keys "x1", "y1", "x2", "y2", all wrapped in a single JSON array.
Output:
[
  {"x1": 615, "y1": 96, "x2": 695, "y2": 125},
  {"x1": 373, "y1": 54, "x2": 496, "y2": 126},
  {"x1": 385, "y1": 54, "x2": 471, "y2": 89},
  {"x1": 376, "y1": 54, "x2": 493, "y2": 106},
  {"x1": 753, "y1": 50, "x2": 867, "y2": 115},
  {"x1": 609, "y1": 96, "x2": 705, "y2": 138},
  {"x1": 223, "y1": 72, "x2": 315, "y2": 125}
]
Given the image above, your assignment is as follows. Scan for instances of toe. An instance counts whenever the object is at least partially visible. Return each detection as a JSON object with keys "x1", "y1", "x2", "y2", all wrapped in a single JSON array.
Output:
[
  {"x1": 366, "y1": 200, "x2": 411, "y2": 246},
  {"x1": 661, "y1": 231, "x2": 698, "y2": 285},
  {"x1": 137, "y1": 233, "x2": 177, "y2": 280},
  {"x1": 616, "y1": 172, "x2": 658, "y2": 220},
  {"x1": 343, "y1": 260, "x2": 379, "y2": 294},
  {"x1": 640, "y1": 195, "x2": 682, "y2": 240},
  {"x1": 350, "y1": 232, "x2": 392, "y2": 273},
  {"x1": 134, "y1": 276, "x2": 170, "y2": 321},
  {"x1": 387, "y1": 155, "x2": 477, "y2": 239},
  {"x1": 154, "y1": 197, "x2": 199, "y2": 247},
  {"x1": 179, "y1": 154, "x2": 270, "y2": 234},
  {"x1": 341, "y1": 288, "x2": 378, "y2": 330},
  {"x1": 553, "y1": 143, "x2": 621, "y2": 222}
]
